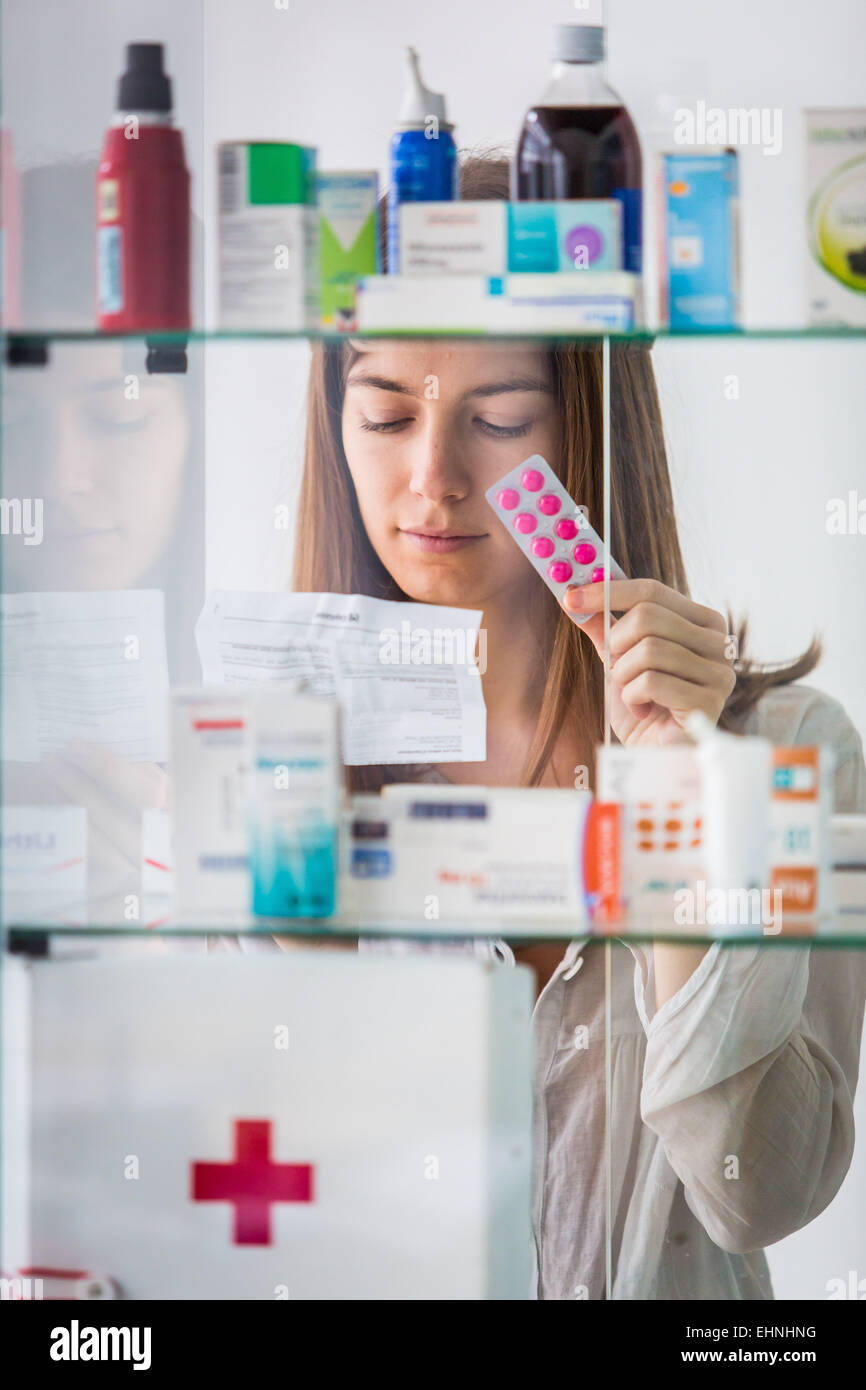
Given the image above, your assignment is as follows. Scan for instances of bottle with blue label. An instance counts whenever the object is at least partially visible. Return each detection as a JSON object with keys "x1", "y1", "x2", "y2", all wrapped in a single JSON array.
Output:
[
  {"x1": 388, "y1": 47, "x2": 458, "y2": 273},
  {"x1": 513, "y1": 24, "x2": 642, "y2": 276}
]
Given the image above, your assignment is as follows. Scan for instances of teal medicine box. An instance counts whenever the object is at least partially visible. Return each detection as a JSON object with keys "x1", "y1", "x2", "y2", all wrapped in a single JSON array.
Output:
[{"x1": 507, "y1": 200, "x2": 623, "y2": 273}]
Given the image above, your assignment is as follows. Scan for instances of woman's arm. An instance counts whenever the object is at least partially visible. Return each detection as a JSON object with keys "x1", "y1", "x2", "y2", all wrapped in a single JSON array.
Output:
[{"x1": 652, "y1": 943, "x2": 711, "y2": 1009}]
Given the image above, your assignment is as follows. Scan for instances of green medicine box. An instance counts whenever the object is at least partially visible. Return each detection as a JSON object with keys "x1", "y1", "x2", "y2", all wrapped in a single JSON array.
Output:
[
  {"x1": 317, "y1": 171, "x2": 380, "y2": 329},
  {"x1": 246, "y1": 142, "x2": 317, "y2": 205}
]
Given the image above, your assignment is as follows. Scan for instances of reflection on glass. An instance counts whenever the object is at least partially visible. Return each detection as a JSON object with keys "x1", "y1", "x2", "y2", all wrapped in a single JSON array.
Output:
[{"x1": 2, "y1": 163, "x2": 203, "y2": 927}]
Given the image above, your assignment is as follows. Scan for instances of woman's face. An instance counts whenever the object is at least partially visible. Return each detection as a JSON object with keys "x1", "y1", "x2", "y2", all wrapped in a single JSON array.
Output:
[
  {"x1": 1, "y1": 343, "x2": 189, "y2": 590},
  {"x1": 341, "y1": 341, "x2": 559, "y2": 610}
]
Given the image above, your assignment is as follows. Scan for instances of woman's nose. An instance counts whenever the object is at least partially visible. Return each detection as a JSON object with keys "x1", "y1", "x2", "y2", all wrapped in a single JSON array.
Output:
[
  {"x1": 48, "y1": 403, "x2": 101, "y2": 497},
  {"x1": 407, "y1": 418, "x2": 471, "y2": 503}
]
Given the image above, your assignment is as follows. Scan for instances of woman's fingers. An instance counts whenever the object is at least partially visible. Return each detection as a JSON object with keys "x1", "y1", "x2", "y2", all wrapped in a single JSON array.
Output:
[
  {"x1": 560, "y1": 578, "x2": 737, "y2": 737},
  {"x1": 619, "y1": 668, "x2": 732, "y2": 722},
  {"x1": 569, "y1": 602, "x2": 731, "y2": 670},
  {"x1": 565, "y1": 578, "x2": 729, "y2": 634},
  {"x1": 610, "y1": 634, "x2": 737, "y2": 695},
  {"x1": 606, "y1": 602, "x2": 731, "y2": 662}
]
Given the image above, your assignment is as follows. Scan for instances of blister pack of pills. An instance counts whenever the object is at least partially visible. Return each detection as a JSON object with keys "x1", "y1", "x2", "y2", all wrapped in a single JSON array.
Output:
[{"x1": 485, "y1": 454, "x2": 626, "y2": 624}]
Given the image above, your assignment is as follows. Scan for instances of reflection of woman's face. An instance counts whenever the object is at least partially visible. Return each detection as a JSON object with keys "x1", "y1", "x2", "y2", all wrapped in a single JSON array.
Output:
[
  {"x1": 2, "y1": 343, "x2": 189, "y2": 589},
  {"x1": 342, "y1": 342, "x2": 559, "y2": 610}
]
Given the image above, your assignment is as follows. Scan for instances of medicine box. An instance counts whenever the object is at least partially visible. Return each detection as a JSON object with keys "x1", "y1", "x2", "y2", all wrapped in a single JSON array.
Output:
[
  {"x1": 341, "y1": 784, "x2": 620, "y2": 930},
  {"x1": 832, "y1": 814, "x2": 866, "y2": 911},
  {"x1": 399, "y1": 200, "x2": 623, "y2": 276},
  {"x1": 805, "y1": 109, "x2": 866, "y2": 326},
  {"x1": 7, "y1": 950, "x2": 533, "y2": 1298},
  {"x1": 596, "y1": 745, "x2": 704, "y2": 927},
  {"x1": 318, "y1": 171, "x2": 379, "y2": 329},
  {"x1": 770, "y1": 745, "x2": 834, "y2": 920},
  {"x1": 218, "y1": 141, "x2": 319, "y2": 331},
  {"x1": 507, "y1": 200, "x2": 623, "y2": 273},
  {"x1": 400, "y1": 201, "x2": 507, "y2": 276},
  {"x1": 356, "y1": 272, "x2": 636, "y2": 332},
  {"x1": 659, "y1": 150, "x2": 740, "y2": 329},
  {"x1": 169, "y1": 688, "x2": 252, "y2": 919},
  {"x1": 248, "y1": 691, "x2": 342, "y2": 919}
]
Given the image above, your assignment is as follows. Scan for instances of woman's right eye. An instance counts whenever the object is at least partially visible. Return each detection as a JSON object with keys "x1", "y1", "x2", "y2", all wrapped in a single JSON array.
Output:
[{"x1": 359, "y1": 417, "x2": 411, "y2": 433}]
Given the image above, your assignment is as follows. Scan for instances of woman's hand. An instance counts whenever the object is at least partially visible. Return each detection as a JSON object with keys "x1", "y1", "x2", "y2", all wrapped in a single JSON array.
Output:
[{"x1": 563, "y1": 578, "x2": 736, "y2": 748}]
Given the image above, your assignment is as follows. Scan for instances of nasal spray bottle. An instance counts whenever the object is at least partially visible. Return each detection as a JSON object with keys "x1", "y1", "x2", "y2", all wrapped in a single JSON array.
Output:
[
  {"x1": 97, "y1": 44, "x2": 191, "y2": 337},
  {"x1": 388, "y1": 47, "x2": 458, "y2": 273}
]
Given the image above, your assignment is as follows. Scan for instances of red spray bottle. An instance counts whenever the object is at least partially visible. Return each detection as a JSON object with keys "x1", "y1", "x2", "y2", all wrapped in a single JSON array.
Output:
[
  {"x1": 0, "y1": 128, "x2": 22, "y2": 328},
  {"x1": 97, "y1": 43, "x2": 190, "y2": 332}
]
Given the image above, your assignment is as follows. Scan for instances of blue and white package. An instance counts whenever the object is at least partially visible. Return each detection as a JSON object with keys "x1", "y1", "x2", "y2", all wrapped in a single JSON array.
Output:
[
  {"x1": 249, "y1": 691, "x2": 341, "y2": 919},
  {"x1": 660, "y1": 151, "x2": 740, "y2": 329}
]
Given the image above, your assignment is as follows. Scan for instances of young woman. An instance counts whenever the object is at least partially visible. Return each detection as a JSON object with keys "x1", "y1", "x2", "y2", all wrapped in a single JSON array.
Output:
[{"x1": 292, "y1": 158, "x2": 866, "y2": 1299}]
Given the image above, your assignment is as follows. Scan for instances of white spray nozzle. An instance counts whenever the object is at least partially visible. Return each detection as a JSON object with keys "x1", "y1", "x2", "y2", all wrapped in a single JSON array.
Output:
[{"x1": 399, "y1": 45, "x2": 448, "y2": 126}]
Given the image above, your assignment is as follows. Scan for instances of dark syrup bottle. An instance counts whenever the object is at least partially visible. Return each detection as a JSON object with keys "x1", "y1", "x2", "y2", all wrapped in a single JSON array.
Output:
[{"x1": 513, "y1": 25, "x2": 642, "y2": 274}]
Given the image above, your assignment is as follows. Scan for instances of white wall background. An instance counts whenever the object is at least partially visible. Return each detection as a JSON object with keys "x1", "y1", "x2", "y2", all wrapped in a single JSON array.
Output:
[{"x1": 3, "y1": 0, "x2": 865, "y2": 1300}]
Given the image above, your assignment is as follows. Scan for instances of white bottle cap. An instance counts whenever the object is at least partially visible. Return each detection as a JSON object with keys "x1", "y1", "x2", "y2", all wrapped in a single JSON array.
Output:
[
  {"x1": 685, "y1": 710, "x2": 717, "y2": 744},
  {"x1": 398, "y1": 46, "x2": 449, "y2": 128}
]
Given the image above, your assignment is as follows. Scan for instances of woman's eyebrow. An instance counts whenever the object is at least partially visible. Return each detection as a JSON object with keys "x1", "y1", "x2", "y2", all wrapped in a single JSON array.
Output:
[
  {"x1": 462, "y1": 376, "x2": 553, "y2": 400},
  {"x1": 345, "y1": 372, "x2": 420, "y2": 397},
  {"x1": 344, "y1": 372, "x2": 552, "y2": 398}
]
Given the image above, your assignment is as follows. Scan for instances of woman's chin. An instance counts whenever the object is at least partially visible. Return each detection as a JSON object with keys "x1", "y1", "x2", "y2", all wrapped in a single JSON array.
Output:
[{"x1": 397, "y1": 569, "x2": 485, "y2": 610}]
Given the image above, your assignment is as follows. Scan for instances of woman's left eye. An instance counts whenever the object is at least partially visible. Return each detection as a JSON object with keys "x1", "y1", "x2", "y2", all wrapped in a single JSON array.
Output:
[
  {"x1": 359, "y1": 417, "x2": 410, "y2": 433},
  {"x1": 475, "y1": 418, "x2": 532, "y2": 438},
  {"x1": 84, "y1": 408, "x2": 151, "y2": 432}
]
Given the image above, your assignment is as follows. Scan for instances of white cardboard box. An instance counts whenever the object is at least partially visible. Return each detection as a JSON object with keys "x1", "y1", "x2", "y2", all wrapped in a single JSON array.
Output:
[
  {"x1": 400, "y1": 202, "x2": 507, "y2": 276},
  {"x1": 356, "y1": 272, "x2": 637, "y2": 333},
  {"x1": 2, "y1": 950, "x2": 533, "y2": 1300}
]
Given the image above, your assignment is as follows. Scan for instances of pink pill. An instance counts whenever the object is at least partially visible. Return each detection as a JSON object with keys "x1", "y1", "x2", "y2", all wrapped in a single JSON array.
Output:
[
  {"x1": 514, "y1": 512, "x2": 537, "y2": 534},
  {"x1": 497, "y1": 488, "x2": 520, "y2": 510},
  {"x1": 531, "y1": 536, "x2": 555, "y2": 558},
  {"x1": 538, "y1": 493, "x2": 561, "y2": 516},
  {"x1": 521, "y1": 468, "x2": 544, "y2": 492},
  {"x1": 555, "y1": 518, "x2": 578, "y2": 540},
  {"x1": 574, "y1": 542, "x2": 597, "y2": 565},
  {"x1": 590, "y1": 566, "x2": 606, "y2": 583},
  {"x1": 548, "y1": 561, "x2": 573, "y2": 584}
]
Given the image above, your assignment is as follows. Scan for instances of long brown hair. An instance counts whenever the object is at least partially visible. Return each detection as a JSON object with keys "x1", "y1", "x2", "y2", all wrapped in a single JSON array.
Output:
[{"x1": 294, "y1": 153, "x2": 819, "y2": 789}]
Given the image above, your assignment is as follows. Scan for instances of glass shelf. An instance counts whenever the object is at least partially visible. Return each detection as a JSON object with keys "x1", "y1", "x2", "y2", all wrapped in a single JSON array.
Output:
[
  {"x1": 5, "y1": 907, "x2": 866, "y2": 947},
  {"x1": 3, "y1": 325, "x2": 866, "y2": 346}
]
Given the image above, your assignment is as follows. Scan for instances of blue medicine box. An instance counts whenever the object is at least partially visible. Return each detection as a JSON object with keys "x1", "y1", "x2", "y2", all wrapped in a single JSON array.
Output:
[{"x1": 661, "y1": 152, "x2": 740, "y2": 329}]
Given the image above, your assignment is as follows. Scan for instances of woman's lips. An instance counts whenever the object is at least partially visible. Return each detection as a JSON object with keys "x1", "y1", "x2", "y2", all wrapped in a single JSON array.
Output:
[
  {"x1": 400, "y1": 530, "x2": 487, "y2": 554},
  {"x1": 52, "y1": 526, "x2": 120, "y2": 541}
]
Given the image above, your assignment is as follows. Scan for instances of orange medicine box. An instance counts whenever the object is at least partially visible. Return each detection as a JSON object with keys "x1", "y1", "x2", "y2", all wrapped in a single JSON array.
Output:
[{"x1": 770, "y1": 746, "x2": 834, "y2": 922}]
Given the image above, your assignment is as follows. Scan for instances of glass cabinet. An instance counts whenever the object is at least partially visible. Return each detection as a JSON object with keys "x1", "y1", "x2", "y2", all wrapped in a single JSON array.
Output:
[{"x1": 2, "y1": 0, "x2": 865, "y2": 1304}]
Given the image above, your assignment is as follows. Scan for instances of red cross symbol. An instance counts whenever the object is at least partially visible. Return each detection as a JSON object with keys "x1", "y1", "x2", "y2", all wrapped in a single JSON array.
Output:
[{"x1": 191, "y1": 1119, "x2": 314, "y2": 1245}]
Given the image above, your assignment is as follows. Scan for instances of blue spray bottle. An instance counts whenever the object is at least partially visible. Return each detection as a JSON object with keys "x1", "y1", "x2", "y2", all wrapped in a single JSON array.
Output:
[{"x1": 388, "y1": 47, "x2": 458, "y2": 273}]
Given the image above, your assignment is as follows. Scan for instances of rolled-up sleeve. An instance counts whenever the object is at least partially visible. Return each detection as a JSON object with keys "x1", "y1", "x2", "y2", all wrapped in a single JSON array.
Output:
[{"x1": 634, "y1": 943, "x2": 865, "y2": 1253}]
